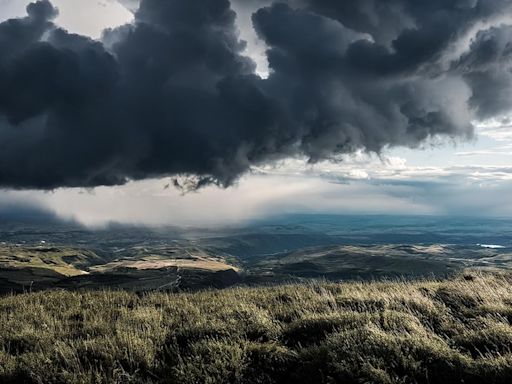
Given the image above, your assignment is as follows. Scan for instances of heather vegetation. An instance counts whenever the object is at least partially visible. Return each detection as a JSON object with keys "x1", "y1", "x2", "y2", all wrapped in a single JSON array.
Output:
[{"x1": 1, "y1": 273, "x2": 512, "y2": 383}]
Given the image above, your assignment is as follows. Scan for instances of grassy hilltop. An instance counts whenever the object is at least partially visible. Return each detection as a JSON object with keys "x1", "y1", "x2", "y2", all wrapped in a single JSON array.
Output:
[{"x1": 2, "y1": 273, "x2": 512, "y2": 383}]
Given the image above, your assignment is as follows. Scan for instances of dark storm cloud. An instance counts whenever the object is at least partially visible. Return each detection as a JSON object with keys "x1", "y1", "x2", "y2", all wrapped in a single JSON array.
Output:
[
  {"x1": 0, "y1": 0, "x2": 511, "y2": 189},
  {"x1": 453, "y1": 24, "x2": 512, "y2": 118},
  {"x1": 251, "y1": 3, "x2": 474, "y2": 159}
]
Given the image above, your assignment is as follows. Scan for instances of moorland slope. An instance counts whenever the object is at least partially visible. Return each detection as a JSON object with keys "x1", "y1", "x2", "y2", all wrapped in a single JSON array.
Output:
[{"x1": 1, "y1": 272, "x2": 512, "y2": 383}]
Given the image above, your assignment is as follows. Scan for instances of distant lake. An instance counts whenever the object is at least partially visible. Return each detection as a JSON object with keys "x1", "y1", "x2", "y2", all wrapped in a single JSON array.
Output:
[{"x1": 478, "y1": 244, "x2": 506, "y2": 249}]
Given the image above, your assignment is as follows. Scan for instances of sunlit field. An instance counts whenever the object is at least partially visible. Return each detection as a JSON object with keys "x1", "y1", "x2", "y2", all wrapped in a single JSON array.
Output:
[{"x1": 2, "y1": 272, "x2": 512, "y2": 383}]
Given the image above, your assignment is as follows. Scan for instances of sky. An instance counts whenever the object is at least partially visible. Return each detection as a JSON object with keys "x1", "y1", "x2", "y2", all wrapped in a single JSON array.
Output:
[{"x1": 0, "y1": 0, "x2": 512, "y2": 227}]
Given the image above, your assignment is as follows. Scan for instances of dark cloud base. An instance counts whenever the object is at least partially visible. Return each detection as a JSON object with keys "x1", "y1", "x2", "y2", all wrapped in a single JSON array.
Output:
[{"x1": 0, "y1": 0, "x2": 511, "y2": 190}]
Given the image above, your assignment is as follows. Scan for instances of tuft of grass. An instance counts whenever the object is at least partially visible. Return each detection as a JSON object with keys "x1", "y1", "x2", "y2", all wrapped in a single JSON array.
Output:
[{"x1": 2, "y1": 272, "x2": 512, "y2": 383}]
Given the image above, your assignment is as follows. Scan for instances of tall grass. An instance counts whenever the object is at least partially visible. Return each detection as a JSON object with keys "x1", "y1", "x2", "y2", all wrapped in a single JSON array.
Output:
[{"x1": 1, "y1": 272, "x2": 512, "y2": 383}]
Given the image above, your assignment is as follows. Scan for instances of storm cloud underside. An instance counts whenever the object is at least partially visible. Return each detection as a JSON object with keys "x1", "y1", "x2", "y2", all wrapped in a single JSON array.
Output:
[{"x1": 1, "y1": 0, "x2": 512, "y2": 190}]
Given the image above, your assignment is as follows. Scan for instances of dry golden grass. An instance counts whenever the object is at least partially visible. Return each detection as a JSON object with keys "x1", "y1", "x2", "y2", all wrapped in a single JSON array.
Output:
[
  {"x1": 90, "y1": 256, "x2": 238, "y2": 273},
  {"x1": 1, "y1": 272, "x2": 512, "y2": 383}
]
